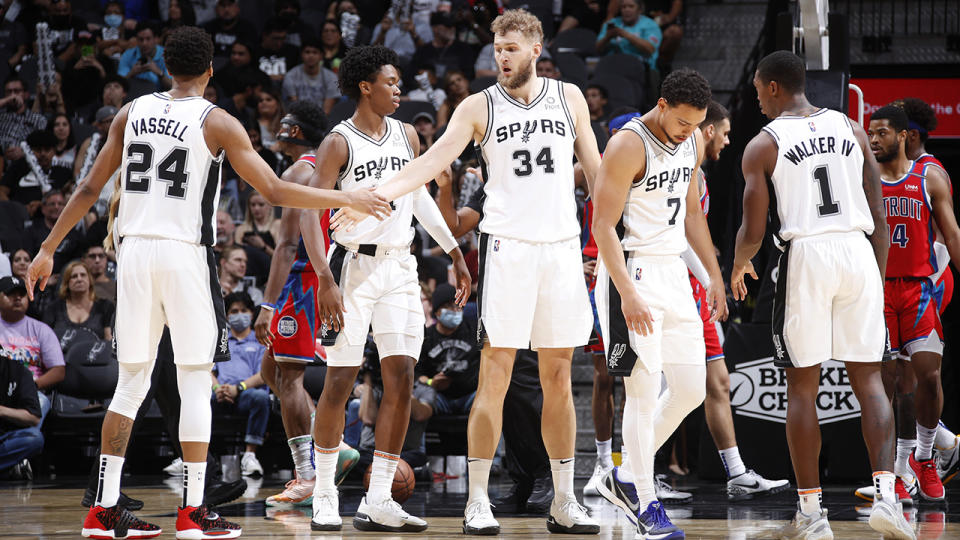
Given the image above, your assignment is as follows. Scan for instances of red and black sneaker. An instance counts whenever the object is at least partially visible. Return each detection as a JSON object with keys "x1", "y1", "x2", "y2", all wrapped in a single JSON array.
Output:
[
  {"x1": 82, "y1": 505, "x2": 162, "y2": 539},
  {"x1": 910, "y1": 450, "x2": 945, "y2": 502},
  {"x1": 894, "y1": 477, "x2": 913, "y2": 506},
  {"x1": 176, "y1": 504, "x2": 242, "y2": 539}
]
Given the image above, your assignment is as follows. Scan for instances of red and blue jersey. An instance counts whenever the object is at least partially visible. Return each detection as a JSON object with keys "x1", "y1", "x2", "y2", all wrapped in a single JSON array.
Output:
[
  {"x1": 916, "y1": 152, "x2": 952, "y2": 195},
  {"x1": 883, "y1": 160, "x2": 938, "y2": 278},
  {"x1": 289, "y1": 153, "x2": 331, "y2": 274}
]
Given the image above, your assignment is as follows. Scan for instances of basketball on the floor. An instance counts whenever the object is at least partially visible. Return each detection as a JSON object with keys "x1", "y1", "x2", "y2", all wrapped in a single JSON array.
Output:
[{"x1": 362, "y1": 458, "x2": 415, "y2": 503}]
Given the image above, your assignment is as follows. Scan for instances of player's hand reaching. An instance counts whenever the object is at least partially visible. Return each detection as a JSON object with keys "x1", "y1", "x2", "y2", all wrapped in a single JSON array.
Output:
[
  {"x1": 330, "y1": 207, "x2": 367, "y2": 232},
  {"x1": 316, "y1": 276, "x2": 345, "y2": 332},
  {"x1": 731, "y1": 259, "x2": 758, "y2": 301},
  {"x1": 345, "y1": 187, "x2": 392, "y2": 219},
  {"x1": 449, "y1": 248, "x2": 472, "y2": 307},
  {"x1": 621, "y1": 289, "x2": 655, "y2": 336},
  {"x1": 25, "y1": 248, "x2": 54, "y2": 301},
  {"x1": 706, "y1": 279, "x2": 729, "y2": 323},
  {"x1": 254, "y1": 308, "x2": 275, "y2": 347}
]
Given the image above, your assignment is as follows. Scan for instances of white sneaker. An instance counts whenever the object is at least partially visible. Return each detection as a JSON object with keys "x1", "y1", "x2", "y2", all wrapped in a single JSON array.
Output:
[
  {"x1": 164, "y1": 457, "x2": 183, "y2": 476},
  {"x1": 463, "y1": 499, "x2": 500, "y2": 535},
  {"x1": 240, "y1": 452, "x2": 263, "y2": 477},
  {"x1": 353, "y1": 496, "x2": 428, "y2": 532},
  {"x1": 654, "y1": 474, "x2": 692, "y2": 504},
  {"x1": 583, "y1": 460, "x2": 613, "y2": 498},
  {"x1": 868, "y1": 497, "x2": 916, "y2": 540},
  {"x1": 266, "y1": 474, "x2": 315, "y2": 506},
  {"x1": 310, "y1": 489, "x2": 342, "y2": 531},
  {"x1": 727, "y1": 469, "x2": 790, "y2": 501},
  {"x1": 935, "y1": 435, "x2": 960, "y2": 483},
  {"x1": 546, "y1": 497, "x2": 600, "y2": 534},
  {"x1": 775, "y1": 506, "x2": 833, "y2": 540}
]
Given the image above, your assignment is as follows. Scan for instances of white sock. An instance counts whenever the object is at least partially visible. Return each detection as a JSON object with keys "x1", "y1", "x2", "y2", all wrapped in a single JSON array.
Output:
[
  {"x1": 288, "y1": 436, "x2": 315, "y2": 481},
  {"x1": 895, "y1": 438, "x2": 917, "y2": 477},
  {"x1": 596, "y1": 439, "x2": 613, "y2": 468},
  {"x1": 550, "y1": 458, "x2": 576, "y2": 501},
  {"x1": 936, "y1": 421, "x2": 957, "y2": 449},
  {"x1": 719, "y1": 446, "x2": 746, "y2": 479},
  {"x1": 798, "y1": 488, "x2": 822, "y2": 516},
  {"x1": 467, "y1": 457, "x2": 492, "y2": 503},
  {"x1": 916, "y1": 423, "x2": 938, "y2": 461},
  {"x1": 618, "y1": 446, "x2": 633, "y2": 482},
  {"x1": 182, "y1": 461, "x2": 206, "y2": 508},
  {"x1": 314, "y1": 445, "x2": 339, "y2": 493},
  {"x1": 367, "y1": 451, "x2": 400, "y2": 503},
  {"x1": 873, "y1": 471, "x2": 895, "y2": 503},
  {"x1": 95, "y1": 454, "x2": 124, "y2": 508}
]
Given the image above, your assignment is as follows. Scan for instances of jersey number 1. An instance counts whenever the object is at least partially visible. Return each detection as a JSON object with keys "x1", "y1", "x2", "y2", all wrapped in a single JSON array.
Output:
[
  {"x1": 125, "y1": 143, "x2": 190, "y2": 198},
  {"x1": 813, "y1": 165, "x2": 840, "y2": 217}
]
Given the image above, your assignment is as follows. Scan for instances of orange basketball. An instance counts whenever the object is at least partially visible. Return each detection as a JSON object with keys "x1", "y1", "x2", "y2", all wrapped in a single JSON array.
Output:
[{"x1": 362, "y1": 458, "x2": 416, "y2": 503}]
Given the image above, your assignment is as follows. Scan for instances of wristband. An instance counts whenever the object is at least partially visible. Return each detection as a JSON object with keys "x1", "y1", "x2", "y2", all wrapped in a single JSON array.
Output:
[
  {"x1": 260, "y1": 303, "x2": 276, "y2": 311},
  {"x1": 238, "y1": 382, "x2": 247, "y2": 392},
  {"x1": 212, "y1": 384, "x2": 220, "y2": 391}
]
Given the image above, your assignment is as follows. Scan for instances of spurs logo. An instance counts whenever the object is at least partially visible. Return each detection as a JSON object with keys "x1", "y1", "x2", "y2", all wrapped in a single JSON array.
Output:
[
  {"x1": 319, "y1": 321, "x2": 329, "y2": 338},
  {"x1": 521, "y1": 121, "x2": 536, "y2": 143},
  {"x1": 772, "y1": 335, "x2": 784, "y2": 359},
  {"x1": 373, "y1": 157, "x2": 388, "y2": 180},
  {"x1": 666, "y1": 168, "x2": 681, "y2": 193},
  {"x1": 608, "y1": 342, "x2": 627, "y2": 368},
  {"x1": 219, "y1": 328, "x2": 229, "y2": 353}
]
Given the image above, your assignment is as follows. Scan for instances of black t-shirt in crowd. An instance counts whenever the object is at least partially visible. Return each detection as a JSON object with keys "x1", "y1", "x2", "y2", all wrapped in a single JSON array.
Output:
[
  {"x1": 43, "y1": 298, "x2": 115, "y2": 352},
  {"x1": 1, "y1": 160, "x2": 74, "y2": 208},
  {"x1": 203, "y1": 18, "x2": 259, "y2": 57},
  {"x1": 418, "y1": 315, "x2": 480, "y2": 399},
  {"x1": 0, "y1": 350, "x2": 41, "y2": 435}
]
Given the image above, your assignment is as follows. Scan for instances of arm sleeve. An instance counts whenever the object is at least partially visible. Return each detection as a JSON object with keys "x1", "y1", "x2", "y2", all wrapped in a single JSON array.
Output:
[
  {"x1": 680, "y1": 244, "x2": 710, "y2": 288},
  {"x1": 412, "y1": 186, "x2": 458, "y2": 253}
]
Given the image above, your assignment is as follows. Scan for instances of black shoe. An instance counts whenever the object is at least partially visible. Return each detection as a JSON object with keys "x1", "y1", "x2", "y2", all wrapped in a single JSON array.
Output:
[
  {"x1": 204, "y1": 479, "x2": 247, "y2": 507},
  {"x1": 525, "y1": 475, "x2": 554, "y2": 515},
  {"x1": 492, "y1": 481, "x2": 532, "y2": 514},
  {"x1": 80, "y1": 489, "x2": 145, "y2": 511}
]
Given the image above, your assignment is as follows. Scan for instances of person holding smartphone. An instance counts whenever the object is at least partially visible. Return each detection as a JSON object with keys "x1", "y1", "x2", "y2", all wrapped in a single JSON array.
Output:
[
  {"x1": 595, "y1": 0, "x2": 662, "y2": 71},
  {"x1": 117, "y1": 22, "x2": 171, "y2": 90}
]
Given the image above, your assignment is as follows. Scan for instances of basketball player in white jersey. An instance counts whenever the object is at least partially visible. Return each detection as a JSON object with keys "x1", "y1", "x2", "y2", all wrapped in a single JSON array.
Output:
[
  {"x1": 592, "y1": 69, "x2": 727, "y2": 540},
  {"x1": 24, "y1": 26, "x2": 391, "y2": 540},
  {"x1": 302, "y1": 45, "x2": 471, "y2": 533},
  {"x1": 337, "y1": 9, "x2": 604, "y2": 535},
  {"x1": 731, "y1": 51, "x2": 914, "y2": 539}
]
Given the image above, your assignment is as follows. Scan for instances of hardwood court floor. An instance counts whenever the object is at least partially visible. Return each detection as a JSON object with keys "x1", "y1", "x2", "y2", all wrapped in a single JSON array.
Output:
[{"x1": 2, "y1": 477, "x2": 958, "y2": 539}]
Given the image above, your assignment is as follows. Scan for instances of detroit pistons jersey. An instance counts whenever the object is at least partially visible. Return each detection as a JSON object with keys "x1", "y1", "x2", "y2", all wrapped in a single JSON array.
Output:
[
  {"x1": 477, "y1": 78, "x2": 579, "y2": 242},
  {"x1": 762, "y1": 108, "x2": 873, "y2": 244},
  {"x1": 290, "y1": 153, "x2": 330, "y2": 274},
  {"x1": 618, "y1": 117, "x2": 698, "y2": 256},
  {"x1": 330, "y1": 117, "x2": 415, "y2": 247},
  {"x1": 883, "y1": 160, "x2": 938, "y2": 278},
  {"x1": 117, "y1": 92, "x2": 223, "y2": 245}
]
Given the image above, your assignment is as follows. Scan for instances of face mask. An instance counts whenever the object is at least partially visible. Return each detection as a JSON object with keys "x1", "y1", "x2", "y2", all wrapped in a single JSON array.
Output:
[
  {"x1": 104, "y1": 14, "x2": 122, "y2": 28},
  {"x1": 228, "y1": 312, "x2": 251, "y2": 331},
  {"x1": 438, "y1": 309, "x2": 463, "y2": 329}
]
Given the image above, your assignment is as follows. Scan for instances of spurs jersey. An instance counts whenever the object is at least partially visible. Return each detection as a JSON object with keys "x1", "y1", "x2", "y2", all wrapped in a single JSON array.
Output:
[
  {"x1": 330, "y1": 117, "x2": 415, "y2": 246},
  {"x1": 477, "y1": 78, "x2": 579, "y2": 242},
  {"x1": 618, "y1": 117, "x2": 698, "y2": 256},
  {"x1": 883, "y1": 160, "x2": 938, "y2": 278},
  {"x1": 762, "y1": 108, "x2": 873, "y2": 245},
  {"x1": 117, "y1": 92, "x2": 223, "y2": 245}
]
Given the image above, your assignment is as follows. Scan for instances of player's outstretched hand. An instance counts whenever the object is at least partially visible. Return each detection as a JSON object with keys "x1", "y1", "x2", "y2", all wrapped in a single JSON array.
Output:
[
  {"x1": 706, "y1": 279, "x2": 728, "y2": 323},
  {"x1": 330, "y1": 207, "x2": 366, "y2": 232},
  {"x1": 435, "y1": 166, "x2": 453, "y2": 188},
  {"x1": 621, "y1": 289, "x2": 654, "y2": 336},
  {"x1": 346, "y1": 187, "x2": 392, "y2": 219},
  {"x1": 254, "y1": 308, "x2": 275, "y2": 347},
  {"x1": 449, "y1": 248, "x2": 471, "y2": 307},
  {"x1": 317, "y1": 279, "x2": 345, "y2": 333},
  {"x1": 731, "y1": 260, "x2": 758, "y2": 301},
  {"x1": 25, "y1": 248, "x2": 54, "y2": 301}
]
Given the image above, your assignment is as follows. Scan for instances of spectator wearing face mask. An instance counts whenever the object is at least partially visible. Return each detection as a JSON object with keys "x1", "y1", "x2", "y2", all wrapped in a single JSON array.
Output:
[
  {"x1": 417, "y1": 284, "x2": 480, "y2": 416},
  {"x1": 211, "y1": 292, "x2": 269, "y2": 477}
]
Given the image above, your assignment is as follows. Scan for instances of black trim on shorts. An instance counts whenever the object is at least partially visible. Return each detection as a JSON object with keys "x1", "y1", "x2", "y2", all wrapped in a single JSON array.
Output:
[
  {"x1": 604, "y1": 250, "x2": 640, "y2": 376},
  {"x1": 771, "y1": 241, "x2": 792, "y2": 368},
  {"x1": 206, "y1": 247, "x2": 231, "y2": 363},
  {"x1": 476, "y1": 232, "x2": 489, "y2": 346},
  {"x1": 199, "y1": 158, "x2": 222, "y2": 246},
  {"x1": 319, "y1": 244, "x2": 349, "y2": 346}
]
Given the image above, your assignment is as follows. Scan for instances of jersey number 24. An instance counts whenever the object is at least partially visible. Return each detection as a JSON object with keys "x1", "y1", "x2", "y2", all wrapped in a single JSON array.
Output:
[{"x1": 124, "y1": 143, "x2": 190, "y2": 198}]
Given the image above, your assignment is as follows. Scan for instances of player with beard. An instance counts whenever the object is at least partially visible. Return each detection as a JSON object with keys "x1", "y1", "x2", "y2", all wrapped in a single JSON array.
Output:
[{"x1": 333, "y1": 9, "x2": 604, "y2": 536}]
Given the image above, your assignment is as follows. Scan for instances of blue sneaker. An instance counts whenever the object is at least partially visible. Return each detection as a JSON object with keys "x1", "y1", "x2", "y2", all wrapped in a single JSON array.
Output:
[
  {"x1": 637, "y1": 501, "x2": 684, "y2": 540},
  {"x1": 596, "y1": 466, "x2": 640, "y2": 526}
]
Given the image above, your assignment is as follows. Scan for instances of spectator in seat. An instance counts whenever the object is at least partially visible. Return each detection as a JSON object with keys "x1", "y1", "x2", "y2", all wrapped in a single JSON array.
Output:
[
  {"x1": 8, "y1": 250, "x2": 45, "y2": 320},
  {"x1": 255, "y1": 89, "x2": 284, "y2": 153},
  {"x1": 0, "y1": 340, "x2": 43, "y2": 481},
  {"x1": 596, "y1": 0, "x2": 662, "y2": 71},
  {"x1": 49, "y1": 113, "x2": 77, "y2": 171},
  {"x1": 372, "y1": 13, "x2": 418, "y2": 68},
  {"x1": 319, "y1": 20, "x2": 349, "y2": 74},
  {"x1": 415, "y1": 13, "x2": 476, "y2": 81},
  {"x1": 117, "y1": 22, "x2": 172, "y2": 91},
  {"x1": 327, "y1": 0, "x2": 372, "y2": 50},
  {"x1": 0, "y1": 4, "x2": 29, "y2": 74},
  {"x1": 474, "y1": 43, "x2": 497, "y2": 78},
  {"x1": 536, "y1": 57, "x2": 561, "y2": 80},
  {"x1": 211, "y1": 292, "x2": 268, "y2": 477},
  {"x1": 42, "y1": 260, "x2": 114, "y2": 352},
  {"x1": 282, "y1": 37, "x2": 341, "y2": 114},
  {"x1": 0, "y1": 275, "x2": 64, "y2": 427},
  {"x1": 30, "y1": 72, "x2": 67, "y2": 122},
  {"x1": 101, "y1": 75, "x2": 129, "y2": 113},
  {"x1": 586, "y1": 84, "x2": 609, "y2": 122},
  {"x1": 218, "y1": 245, "x2": 264, "y2": 305},
  {"x1": 273, "y1": 0, "x2": 316, "y2": 49},
  {"x1": 1, "y1": 131, "x2": 73, "y2": 214},
  {"x1": 413, "y1": 112, "x2": 438, "y2": 152},
  {"x1": 25, "y1": 190, "x2": 87, "y2": 274},
  {"x1": 74, "y1": 106, "x2": 117, "y2": 183},
  {"x1": 558, "y1": 0, "x2": 609, "y2": 34},
  {"x1": 204, "y1": 0, "x2": 259, "y2": 58},
  {"x1": 644, "y1": 0, "x2": 683, "y2": 72},
  {"x1": 0, "y1": 77, "x2": 47, "y2": 168},
  {"x1": 160, "y1": 0, "x2": 198, "y2": 42},
  {"x1": 256, "y1": 18, "x2": 301, "y2": 86},
  {"x1": 437, "y1": 70, "x2": 470, "y2": 129},
  {"x1": 417, "y1": 284, "x2": 480, "y2": 416},
  {"x1": 83, "y1": 245, "x2": 116, "y2": 303},
  {"x1": 95, "y1": 1, "x2": 135, "y2": 60},
  {"x1": 44, "y1": 0, "x2": 88, "y2": 63},
  {"x1": 235, "y1": 193, "x2": 281, "y2": 258},
  {"x1": 403, "y1": 66, "x2": 445, "y2": 108}
]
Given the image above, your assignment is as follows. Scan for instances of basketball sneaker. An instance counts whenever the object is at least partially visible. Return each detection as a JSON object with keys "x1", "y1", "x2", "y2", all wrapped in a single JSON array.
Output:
[
  {"x1": 336, "y1": 447, "x2": 360, "y2": 486},
  {"x1": 583, "y1": 460, "x2": 613, "y2": 497},
  {"x1": 775, "y1": 505, "x2": 832, "y2": 540},
  {"x1": 353, "y1": 495, "x2": 428, "y2": 532},
  {"x1": 82, "y1": 505, "x2": 161, "y2": 539},
  {"x1": 636, "y1": 501, "x2": 684, "y2": 540},
  {"x1": 240, "y1": 452, "x2": 263, "y2": 477},
  {"x1": 655, "y1": 474, "x2": 692, "y2": 504},
  {"x1": 310, "y1": 488, "x2": 342, "y2": 531},
  {"x1": 266, "y1": 474, "x2": 315, "y2": 506},
  {"x1": 868, "y1": 496, "x2": 917, "y2": 540},
  {"x1": 726, "y1": 469, "x2": 790, "y2": 501},
  {"x1": 463, "y1": 499, "x2": 500, "y2": 535},
  {"x1": 934, "y1": 435, "x2": 960, "y2": 484},
  {"x1": 175, "y1": 505, "x2": 242, "y2": 539},
  {"x1": 164, "y1": 457, "x2": 183, "y2": 476},
  {"x1": 596, "y1": 467, "x2": 640, "y2": 526},
  {"x1": 855, "y1": 477, "x2": 915, "y2": 505},
  {"x1": 546, "y1": 496, "x2": 600, "y2": 534},
  {"x1": 909, "y1": 451, "x2": 945, "y2": 501}
]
